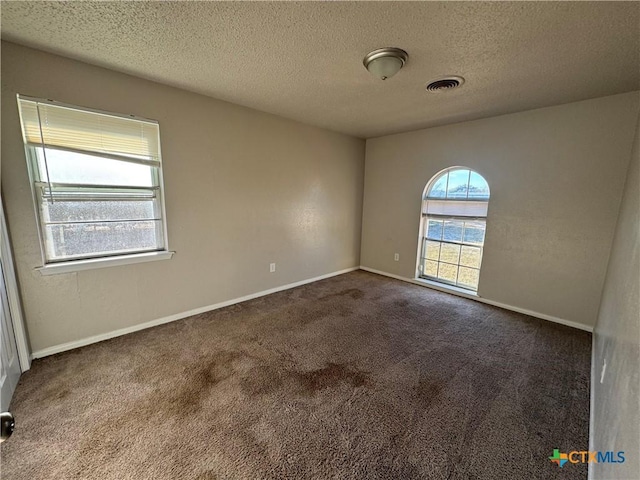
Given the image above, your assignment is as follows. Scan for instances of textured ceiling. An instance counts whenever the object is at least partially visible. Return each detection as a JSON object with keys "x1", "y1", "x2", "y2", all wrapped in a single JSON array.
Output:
[{"x1": 1, "y1": 1, "x2": 639, "y2": 138}]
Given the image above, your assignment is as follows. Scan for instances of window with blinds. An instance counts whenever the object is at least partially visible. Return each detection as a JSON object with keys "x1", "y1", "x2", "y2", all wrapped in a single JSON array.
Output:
[
  {"x1": 17, "y1": 95, "x2": 169, "y2": 265},
  {"x1": 418, "y1": 167, "x2": 490, "y2": 292}
]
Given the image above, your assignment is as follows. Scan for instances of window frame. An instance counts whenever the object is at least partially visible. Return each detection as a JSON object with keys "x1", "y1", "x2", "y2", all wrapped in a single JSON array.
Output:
[
  {"x1": 18, "y1": 95, "x2": 173, "y2": 274},
  {"x1": 416, "y1": 166, "x2": 489, "y2": 293}
]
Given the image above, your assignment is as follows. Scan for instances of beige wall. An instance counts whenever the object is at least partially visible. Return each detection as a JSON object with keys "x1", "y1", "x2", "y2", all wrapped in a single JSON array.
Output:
[
  {"x1": 0, "y1": 42, "x2": 365, "y2": 353},
  {"x1": 590, "y1": 110, "x2": 639, "y2": 479},
  {"x1": 362, "y1": 92, "x2": 640, "y2": 328}
]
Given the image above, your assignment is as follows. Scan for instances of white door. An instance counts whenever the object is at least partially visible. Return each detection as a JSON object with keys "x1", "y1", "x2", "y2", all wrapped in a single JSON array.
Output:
[
  {"x1": 0, "y1": 257, "x2": 20, "y2": 411},
  {"x1": 0, "y1": 196, "x2": 28, "y2": 412}
]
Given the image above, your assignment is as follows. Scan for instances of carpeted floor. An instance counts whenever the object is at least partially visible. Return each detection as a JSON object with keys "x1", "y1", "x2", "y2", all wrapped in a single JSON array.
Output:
[{"x1": 1, "y1": 271, "x2": 591, "y2": 479}]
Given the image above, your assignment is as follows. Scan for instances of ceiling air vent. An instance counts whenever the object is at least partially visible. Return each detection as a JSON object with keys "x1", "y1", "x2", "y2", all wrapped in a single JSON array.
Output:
[{"x1": 425, "y1": 76, "x2": 464, "y2": 93}]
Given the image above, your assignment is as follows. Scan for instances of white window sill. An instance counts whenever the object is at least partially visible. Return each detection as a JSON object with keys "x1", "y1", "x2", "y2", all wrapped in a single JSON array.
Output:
[
  {"x1": 37, "y1": 251, "x2": 175, "y2": 276},
  {"x1": 413, "y1": 277, "x2": 479, "y2": 299}
]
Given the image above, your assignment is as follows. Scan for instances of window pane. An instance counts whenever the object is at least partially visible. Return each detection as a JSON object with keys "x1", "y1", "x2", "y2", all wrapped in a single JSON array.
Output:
[
  {"x1": 443, "y1": 220, "x2": 464, "y2": 243},
  {"x1": 37, "y1": 148, "x2": 155, "y2": 187},
  {"x1": 44, "y1": 220, "x2": 163, "y2": 261},
  {"x1": 42, "y1": 199, "x2": 157, "y2": 223},
  {"x1": 425, "y1": 240, "x2": 441, "y2": 261},
  {"x1": 426, "y1": 219, "x2": 443, "y2": 240},
  {"x1": 458, "y1": 267, "x2": 480, "y2": 290},
  {"x1": 424, "y1": 260, "x2": 438, "y2": 277},
  {"x1": 446, "y1": 169, "x2": 470, "y2": 199},
  {"x1": 440, "y1": 243, "x2": 461, "y2": 264},
  {"x1": 420, "y1": 169, "x2": 489, "y2": 293},
  {"x1": 438, "y1": 263, "x2": 458, "y2": 283},
  {"x1": 462, "y1": 221, "x2": 486, "y2": 245},
  {"x1": 468, "y1": 171, "x2": 490, "y2": 199},
  {"x1": 427, "y1": 173, "x2": 448, "y2": 198},
  {"x1": 460, "y1": 245, "x2": 482, "y2": 268}
]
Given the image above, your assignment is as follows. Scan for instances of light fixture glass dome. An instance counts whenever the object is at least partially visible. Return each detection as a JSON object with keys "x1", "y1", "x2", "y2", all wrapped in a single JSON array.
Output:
[{"x1": 363, "y1": 48, "x2": 408, "y2": 80}]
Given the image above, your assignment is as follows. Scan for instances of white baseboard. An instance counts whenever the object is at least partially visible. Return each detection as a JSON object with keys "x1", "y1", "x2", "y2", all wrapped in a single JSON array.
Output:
[
  {"x1": 359, "y1": 266, "x2": 594, "y2": 332},
  {"x1": 31, "y1": 266, "x2": 360, "y2": 359},
  {"x1": 32, "y1": 264, "x2": 591, "y2": 359}
]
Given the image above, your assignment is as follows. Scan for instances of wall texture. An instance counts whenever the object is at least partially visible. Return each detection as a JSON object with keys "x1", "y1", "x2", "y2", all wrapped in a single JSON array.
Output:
[
  {"x1": 361, "y1": 92, "x2": 640, "y2": 328},
  {"x1": 0, "y1": 42, "x2": 365, "y2": 353},
  {"x1": 590, "y1": 109, "x2": 639, "y2": 479}
]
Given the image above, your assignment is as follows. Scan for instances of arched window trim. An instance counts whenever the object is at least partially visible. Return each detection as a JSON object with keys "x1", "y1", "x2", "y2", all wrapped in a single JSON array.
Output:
[{"x1": 418, "y1": 166, "x2": 490, "y2": 292}]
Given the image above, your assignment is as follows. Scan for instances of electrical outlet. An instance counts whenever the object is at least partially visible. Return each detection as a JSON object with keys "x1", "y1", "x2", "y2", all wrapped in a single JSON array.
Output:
[
  {"x1": 394, "y1": 253, "x2": 400, "y2": 261},
  {"x1": 269, "y1": 263, "x2": 276, "y2": 273}
]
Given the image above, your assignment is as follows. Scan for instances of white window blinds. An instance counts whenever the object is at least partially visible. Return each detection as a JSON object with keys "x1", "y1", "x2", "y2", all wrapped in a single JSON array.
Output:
[
  {"x1": 423, "y1": 199, "x2": 489, "y2": 217},
  {"x1": 17, "y1": 96, "x2": 160, "y2": 165},
  {"x1": 16, "y1": 95, "x2": 169, "y2": 265}
]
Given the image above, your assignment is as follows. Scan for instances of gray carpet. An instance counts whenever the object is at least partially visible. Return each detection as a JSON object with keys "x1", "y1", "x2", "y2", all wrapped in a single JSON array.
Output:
[{"x1": 1, "y1": 270, "x2": 591, "y2": 479}]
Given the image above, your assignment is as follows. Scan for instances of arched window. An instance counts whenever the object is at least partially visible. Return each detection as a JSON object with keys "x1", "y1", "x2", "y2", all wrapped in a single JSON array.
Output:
[{"x1": 418, "y1": 167, "x2": 490, "y2": 292}]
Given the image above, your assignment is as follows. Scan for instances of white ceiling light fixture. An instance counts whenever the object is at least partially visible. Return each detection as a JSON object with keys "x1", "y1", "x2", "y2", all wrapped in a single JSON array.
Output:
[{"x1": 363, "y1": 47, "x2": 408, "y2": 80}]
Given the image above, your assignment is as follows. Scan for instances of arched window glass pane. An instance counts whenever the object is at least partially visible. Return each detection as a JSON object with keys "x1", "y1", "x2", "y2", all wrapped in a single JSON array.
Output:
[
  {"x1": 446, "y1": 169, "x2": 470, "y2": 199},
  {"x1": 428, "y1": 173, "x2": 448, "y2": 198},
  {"x1": 468, "y1": 171, "x2": 490, "y2": 200}
]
